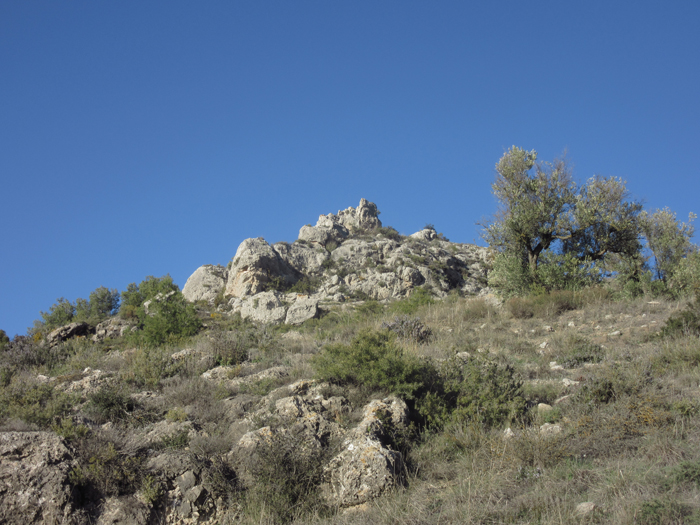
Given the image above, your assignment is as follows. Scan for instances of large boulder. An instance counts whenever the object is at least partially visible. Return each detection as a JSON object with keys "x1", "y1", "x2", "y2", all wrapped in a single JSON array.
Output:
[
  {"x1": 239, "y1": 291, "x2": 288, "y2": 324},
  {"x1": 285, "y1": 298, "x2": 320, "y2": 325},
  {"x1": 182, "y1": 264, "x2": 228, "y2": 304},
  {"x1": 225, "y1": 238, "x2": 299, "y2": 298},
  {"x1": 0, "y1": 432, "x2": 81, "y2": 524},
  {"x1": 273, "y1": 242, "x2": 329, "y2": 274},
  {"x1": 47, "y1": 322, "x2": 94, "y2": 347},
  {"x1": 323, "y1": 397, "x2": 408, "y2": 507}
]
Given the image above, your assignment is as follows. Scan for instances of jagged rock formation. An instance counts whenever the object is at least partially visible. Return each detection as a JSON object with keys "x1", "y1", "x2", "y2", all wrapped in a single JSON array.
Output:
[
  {"x1": 0, "y1": 432, "x2": 82, "y2": 523},
  {"x1": 47, "y1": 322, "x2": 94, "y2": 347},
  {"x1": 183, "y1": 199, "x2": 491, "y2": 322}
]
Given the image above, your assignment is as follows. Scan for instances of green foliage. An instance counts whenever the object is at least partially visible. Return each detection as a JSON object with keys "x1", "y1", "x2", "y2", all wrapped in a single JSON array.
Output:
[
  {"x1": 120, "y1": 275, "x2": 178, "y2": 314},
  {"x1": 85, "y1": 386, "x2": 137, "y2": 424},
  {"x1": 418, "y1": 356, "x2": 525, "y2": 429},
  {"x1": 0, "y1": 381, "x2": 77, "y2": 427},
  {"x1": 70, "y1": 441, "x2": 145, "y2": 498},
  {"x1": 0, "y1": 329, "x2": 9, "y2": 350},
  {"x1": 137, "y1": 292, "x2": 202, "y2": 346},
  {"x1": 313, "y1": 330, "x2": 425, "y2": 400},
  {"x1": 377, "y1": 226, "x2": 401, "y2": 241},
  {"x1": 124, "y1": 345, "x2": 185, "y2": 388},
  {"x1": 661, "y1": 292, "x2": 700, "y2": 337},
  {"x1": 636, "y1": 498, "x2": 692, "y2": 525},
  {"x1": 483, "y1": 146, "x2": 643, "y2": 297},
  {"x1": 51, "y1": 417, "x2": 91, "y2": 441},
  {"x1": 288, "y1": 275, "x2": 322, "y2": 294},
  {"x1": 641, "y1": 207, "x2": 697, "y2": 282},
  {"x1": 75, "y1": 287, "x2": 120, "y2": 324},
  {"x1": 390, "y1": 287, "x2": 434, "y2": 315},
  {"x1": 39, "y1": 297, "x2": 76, "y2": 330},
  {"x1": 244, "y1": 430, "x2": 332, "y2": 522},
  {"x1": 555, "y1": 335, "x2": 604, "y2": 368},
  {"x1": 209, "y1": 330, "x2": 250, "y2": 366},
  {"x1": 669, "y1": 251, "x2": 700, "y2": 296}
]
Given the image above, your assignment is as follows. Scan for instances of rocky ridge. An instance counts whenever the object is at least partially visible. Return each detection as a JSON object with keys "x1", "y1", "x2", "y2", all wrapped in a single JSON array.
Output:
[{"x1": 183, "y1": 199, "x2": 491, "y2": 324}]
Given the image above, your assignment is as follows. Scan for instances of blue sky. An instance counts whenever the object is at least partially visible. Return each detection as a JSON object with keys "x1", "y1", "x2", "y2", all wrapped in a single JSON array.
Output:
[{"x1": 1, "y1": 1, "x2": 699, "y2": 337}]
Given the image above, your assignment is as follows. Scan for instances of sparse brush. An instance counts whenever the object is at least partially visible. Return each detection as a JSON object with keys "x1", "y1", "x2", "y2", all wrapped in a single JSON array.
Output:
[{"x1": 382, "y1": 315, "x2": 433, "y2": 344}]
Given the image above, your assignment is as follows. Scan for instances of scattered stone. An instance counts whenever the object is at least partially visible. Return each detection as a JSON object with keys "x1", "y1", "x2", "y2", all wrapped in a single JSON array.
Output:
[
  {"x1": 537, "y1": 403, "x2": 553, "y2": 413},
  {"x1": 549, "y1": 361, "x2": 563, "y2": 370},
  {"x1": 540, "y1": 341, "x2": 549, "y2": 349},
  {"x1": 561, "y1": 378, "x2": 580, "y2": 387},
  {"x1": 568, "y1": 321, "x2": 575, "y2": 328},
  {"x1": 554, "y1": 395, "x2": 571, "y2": 405},
  {"x1": 92, "y1": 317, "x2": 136, "y2": 342},
  {"x1": 503, "y1": 427, "x2": 516, "y2": 439},
  {"x1": 576, "y1": 502, "x2": 596, "y2": 516},
  {"x1": 608, "y1": 330, "x2": 622, "y2": 337},
  {"x1": 543, "y1": 325, "x2": 554, "y2": 332},
  {"x1": 539, "y1": 423, "x2": 562, "y2": 436}
]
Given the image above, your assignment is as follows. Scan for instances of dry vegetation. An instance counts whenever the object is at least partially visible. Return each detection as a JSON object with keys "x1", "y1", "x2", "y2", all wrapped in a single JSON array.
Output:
[{"x1": 3, "y1": 289, "x2": 700, "y2": 524}]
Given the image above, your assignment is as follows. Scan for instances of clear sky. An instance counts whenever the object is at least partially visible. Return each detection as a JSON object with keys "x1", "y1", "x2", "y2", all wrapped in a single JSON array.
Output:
[{"x1": 1, "y1": 1, "x2": 699, "y2": 338}]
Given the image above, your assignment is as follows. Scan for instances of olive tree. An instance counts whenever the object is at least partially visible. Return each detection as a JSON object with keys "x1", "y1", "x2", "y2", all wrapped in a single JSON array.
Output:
[
  {"x1": 483, "y1": 146, "x2": 643, "y2": 295},
  {"x1": 640, "y1": 207, "x2": 697, "y2": 282}
]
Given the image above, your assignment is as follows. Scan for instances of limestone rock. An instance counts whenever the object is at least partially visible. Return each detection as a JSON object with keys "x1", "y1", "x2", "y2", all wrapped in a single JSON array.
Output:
[
  {"x1": 410, "y1": 228, "x2": 437, "y2": 241},
  {"x1": 0, "y1": 432, "x2": 80, "y2": 524},
  {"x1": 182, "y1": 264, "x2": 227, "y2": 304},
  {"x1": 92, "y1": 317, "x2": 136, "y2": 342},
  {"x1": 273, "y1": 241, "x2": 329, "y2": 274},
  {"x1": 225, "y1": 238, "x2": 299, "y2": 298},
  {"x1": 239, "y1": 291, "x2": 288, "y2": 324},
  {"x1": 47, "y1": 322, "x2": 94, "y2": 347},
  {"x1": 285, "y1": 297, "x2": 319, "y2": 325},
  {"x1": 97, "y1": 496, "x2": 152, "y2": 525}
]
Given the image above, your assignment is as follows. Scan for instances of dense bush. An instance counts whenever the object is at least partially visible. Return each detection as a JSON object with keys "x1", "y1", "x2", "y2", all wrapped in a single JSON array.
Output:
[
  {"x1": 137, "y1": 292, "x2": 201, "y2": 346},
  {"x1": 418, "y1": 356, "x2": 526, "y2": 429},
  {"x1": 313, "y1": 330, "x2": 426, "y2": 400},
  {"x1": 555, "y1": 335, "x2": 605, "y2": 368},
  {"x1": 505, "y1": 290, "x2": 578, "y2": 319},
  {"x1": 35, "y1": 286, "x2": 121, "y2": 333},
  {"x1": 0, "y1": 329, "x2": 10, "y2": 350}
]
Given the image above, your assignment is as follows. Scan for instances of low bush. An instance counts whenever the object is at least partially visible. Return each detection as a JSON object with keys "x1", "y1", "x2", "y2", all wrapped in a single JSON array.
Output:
[
  {"x1": 661, "y1": 292, "x2": 700, "y2": 337},
  {"x1": 554, "y1": 335, "x2": 605, "y2": 368},
  {"x1": 418, "y1": 356, "x2": 526, "y2": 429},
  {"x1": 0, "y1": 380, "x2": 77, "y2": 428},
  {"x1": 85, "y1": 386, "x2": 137, "y2": 424},
  {"x1": 505, "y1": 290, "x2": 578, "y2": 319},
  {"x1": 382, "y1": 316, "x2": 433, "y2": 344},
  {"x1": 313, "y1": 330, "x2": 426, "y2": 400},
  {"x1": 390, "y1": 287, "x2": 434, "y2": 315}
]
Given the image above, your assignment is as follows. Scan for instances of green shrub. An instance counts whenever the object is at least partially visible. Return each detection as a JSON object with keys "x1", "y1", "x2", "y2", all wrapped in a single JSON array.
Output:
[
  {"x1": 313, "y1": 330, "x2": 425, "y2": 400},
  {"x1": 555, "y1": 335, "x2": 604, "y2": 368},
  {"x1": 120, "y1": 275, "x2": 178, "y2": 314},
  {"x1": 418, "y1": 356, "x2": 526, "y2": 429},
  {"x1": 243, "y1": 430, "x2": 333, "y2": 522},
  {"x1": 0, "y1": 381, "x2": 77, "y2": 428},
  {"x1": 390, "y1": 287, "x2": 434, "y2": 315},
  {"x1": 0, "y1": 330, "x2": 9, "y2": 350},
  {"x1": 662, "y1": 292, "x2": 700, "y2": 337},
  {"x1": 124, "y1": 346, "x2": 185, "y2": 388},
  {"x1": 288, "y1": 275, "x2": 322, "y2": 294},
  {"x1": 209, "y1": 330, "x2": 250, "y2": 367},
  {"x1": 636, "y1": 498, "x2": 692, "y2": 525},
  {"x1": 70, "y1": 440, "x2": 144, "y2": 498},
  {"x1": 129, "y1": 291, "x2": 201, "y2": 347},
  {"x1": 85, "y1": 387, "x2": 137, "y2": 424},
  {"x1": 377, "y1": 226, "x2": 401, "y2": 241}
]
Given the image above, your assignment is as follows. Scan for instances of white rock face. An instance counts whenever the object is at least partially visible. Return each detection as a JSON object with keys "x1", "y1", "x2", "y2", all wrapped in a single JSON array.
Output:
[
  {"x1": 239, "y1": 291, "x2": 288, "y2": 324},
  {"x1": 410, "y1": 228, "x2": 437, "y2": 241},
  {"x1": 285, "y1": 297, "x2": 320, "y2": 325},
  {"x1": 225, "y1": 238, "x2": 299, "y2": 298},
  {"x1": 182, "y1": 264, "x2": 227, "y2": 304}
]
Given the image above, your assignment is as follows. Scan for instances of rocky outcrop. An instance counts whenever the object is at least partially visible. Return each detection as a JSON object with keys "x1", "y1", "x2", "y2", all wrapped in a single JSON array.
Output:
[
  {"x1": 92, "y1": 317, "x2": 136, "y2": 342},
  {"x1": 225, "y1": 238, "x2": 300, "y2": 298},
  {"x1": 0, "y1": 432, "x2": 81, "y2": 524},
  {"x1": 323, "y1": 397, "x2": 408, "y2": 507},
  {"x1": 183, "y1": 198, "x2": 492, "y2": 322},
  {"x1": 182, "y1": 264, "x2": 228, "y2": 304},
  {"x1": 47, "y1": 322, "x2": 94, "y2": 347}
]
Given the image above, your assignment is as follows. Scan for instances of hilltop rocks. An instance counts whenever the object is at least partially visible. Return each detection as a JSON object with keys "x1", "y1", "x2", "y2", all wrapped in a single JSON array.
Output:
[
  {"x1": 182, "y1": 264, "x2": 228, "y2": 304},
  {"x1": 0, "y1": 432, "x2": 80, "y2": 524},
  {"x1": 92, "y1": 317, "x2": 135, "y2": 342},
  {"x1": 299, "y1": 198, "x2": 382, "y2": 248},
  {"x1": 225, "y1": 238, "x2": 299, "y2": 298},
  {"x1": 184, "y1": 198, "x2": 492, "y2": 320}
]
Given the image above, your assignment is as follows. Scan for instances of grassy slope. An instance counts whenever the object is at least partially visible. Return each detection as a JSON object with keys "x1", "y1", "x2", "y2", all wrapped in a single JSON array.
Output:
[{"x1": 3, "y1": 290, "x2": 700, "y2": 524}]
